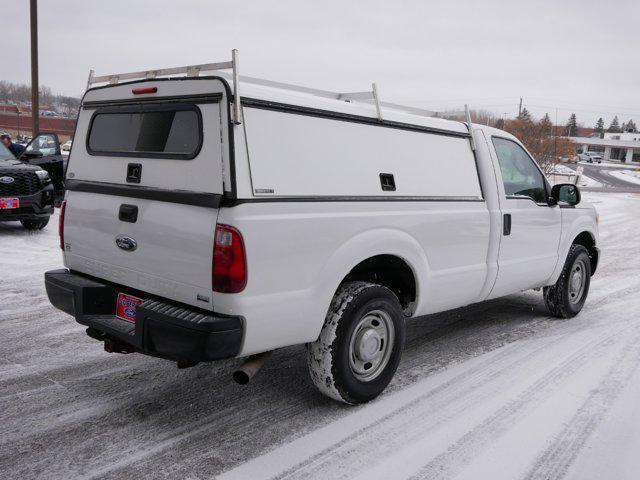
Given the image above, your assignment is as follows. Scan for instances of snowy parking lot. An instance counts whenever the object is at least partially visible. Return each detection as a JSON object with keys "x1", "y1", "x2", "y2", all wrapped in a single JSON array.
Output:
[{"x1": 2, "y1": 192, "x2": 640, "y2": 480}]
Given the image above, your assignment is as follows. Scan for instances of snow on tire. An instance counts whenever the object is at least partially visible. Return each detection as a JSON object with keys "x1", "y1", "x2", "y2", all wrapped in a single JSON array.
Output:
[{"x1": 307, "y1": 281, "x2": 406, "y2": 404}]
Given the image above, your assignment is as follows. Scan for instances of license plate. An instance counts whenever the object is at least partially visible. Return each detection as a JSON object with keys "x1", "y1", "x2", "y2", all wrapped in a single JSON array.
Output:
[
  {"x1": 0, "y1": 198, "x2": 19, "y2": 209},
  {"x1": 115, "y1": 293, "x2": 143, "y2": 323}
]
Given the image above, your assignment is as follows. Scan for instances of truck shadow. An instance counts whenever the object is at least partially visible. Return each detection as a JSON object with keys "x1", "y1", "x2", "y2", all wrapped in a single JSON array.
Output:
[
  {"x1": 67, "y1": 291, "x2": 556, "y2": 415},
  {"x1": 4, "y1": 291, "x2": 561, "y2": 478}
]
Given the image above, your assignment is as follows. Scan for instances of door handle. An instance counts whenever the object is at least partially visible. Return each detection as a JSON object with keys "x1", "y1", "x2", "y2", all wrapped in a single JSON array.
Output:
[{"x1": 503, "y1": 213, "x2": 511, "y2": 236}]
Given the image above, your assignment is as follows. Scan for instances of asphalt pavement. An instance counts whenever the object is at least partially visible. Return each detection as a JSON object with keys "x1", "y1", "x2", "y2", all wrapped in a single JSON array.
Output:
[{"x1": 564, "y1": 162, "x2": 640, "y2": 192}]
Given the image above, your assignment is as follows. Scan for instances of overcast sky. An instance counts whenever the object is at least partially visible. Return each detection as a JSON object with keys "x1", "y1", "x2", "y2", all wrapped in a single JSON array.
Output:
[{"x1": 4, "y1": 0, "x2": 639, "y2": 125}]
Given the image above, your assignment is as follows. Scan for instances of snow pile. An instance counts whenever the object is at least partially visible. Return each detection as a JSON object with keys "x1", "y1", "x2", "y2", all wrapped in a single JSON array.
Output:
[
  {"x1": 609, "y1": 169, "x2": 640, "y2": 186},
  {"x1": 578, "y1": 161, "x2": 639, "y2": 169},
  {"x1": 549, "y1": 164, "x2": 602, "y2": 188}
]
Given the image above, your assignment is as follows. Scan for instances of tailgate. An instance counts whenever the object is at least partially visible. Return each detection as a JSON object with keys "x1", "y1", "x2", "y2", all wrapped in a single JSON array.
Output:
[{"x1": 63, "y1": 79, "x2": 230, "y2": 310}]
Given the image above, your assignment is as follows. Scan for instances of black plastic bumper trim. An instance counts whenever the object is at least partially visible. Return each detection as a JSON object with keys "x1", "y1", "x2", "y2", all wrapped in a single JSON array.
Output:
[{"x1": 44, "y1": 269, "x2": 243, "y2": 362}]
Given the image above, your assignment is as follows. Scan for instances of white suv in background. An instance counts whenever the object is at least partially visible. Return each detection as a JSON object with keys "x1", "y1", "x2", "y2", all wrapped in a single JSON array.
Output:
[{"x1": 578, "y1": 151, "x2": 603, "y2": 163}]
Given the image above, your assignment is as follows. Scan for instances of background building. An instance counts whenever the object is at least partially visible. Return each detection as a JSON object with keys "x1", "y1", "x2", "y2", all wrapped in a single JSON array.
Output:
[{"x1": 568, "y1": 132, "x2": 640, "y2": 163}]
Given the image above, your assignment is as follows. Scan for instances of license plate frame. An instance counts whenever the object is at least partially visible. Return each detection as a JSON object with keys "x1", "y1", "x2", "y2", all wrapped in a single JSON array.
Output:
[
  {"x1": 115, "y1": 292, "x2": 143, "y2": 323},
  {"x1": 0, "y1": 198, "x2": 19, "y2": 209}
]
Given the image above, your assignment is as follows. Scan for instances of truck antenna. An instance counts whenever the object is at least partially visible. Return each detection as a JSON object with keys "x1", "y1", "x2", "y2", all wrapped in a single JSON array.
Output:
[{"x1": 465, "y1": 104, "x2": 476, "y2": 151}]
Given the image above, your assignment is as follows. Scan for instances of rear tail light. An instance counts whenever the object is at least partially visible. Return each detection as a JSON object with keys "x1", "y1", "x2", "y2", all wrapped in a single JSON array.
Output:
[
  {"x1": 212, "y1": 224, "x2": 247, "y2": 293},
  {"x1": 59, "y1": 200, "x2": 66, "y2": 250}
]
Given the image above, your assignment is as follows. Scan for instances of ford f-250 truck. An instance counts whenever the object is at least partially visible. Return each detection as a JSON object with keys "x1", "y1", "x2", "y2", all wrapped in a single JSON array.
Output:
[{"x1": 45, "y1": 53, "x2": 599, "y2": 404}]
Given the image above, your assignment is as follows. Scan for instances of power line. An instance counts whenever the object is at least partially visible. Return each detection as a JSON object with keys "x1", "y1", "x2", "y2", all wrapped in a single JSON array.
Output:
[
  {"x1": 398, "y1": 96, "x2": 640, "y2": 117},
  {"x1": 524, "y1": 104, "x2": 640, "y2": 117},
  {"x1": 525, "y1": 97, "x2": 636, "y2": 111}
]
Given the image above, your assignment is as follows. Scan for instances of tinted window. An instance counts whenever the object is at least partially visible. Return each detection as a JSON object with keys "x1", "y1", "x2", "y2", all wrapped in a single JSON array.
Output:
[
  {"x1": 0, "y1": 142, "x2": 15, "y2": 161},
  {"x1": 26, "y1": 134, "x2": 59, "y2": 156},
  {"x1": 492, "y1": 137, "x2": 547, "y2": 203},
  {"x1": 88, "y1": 106, "x2": 201, "y2": 159}
]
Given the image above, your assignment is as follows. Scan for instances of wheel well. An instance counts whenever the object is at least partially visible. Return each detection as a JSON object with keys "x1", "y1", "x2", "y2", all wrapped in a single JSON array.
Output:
[
  {"x1": 572, "y1": 231, "x2": 598, "y2": 275},
  {"x1": 342, "y1": 255, "x2": 417, "y2": 314}
]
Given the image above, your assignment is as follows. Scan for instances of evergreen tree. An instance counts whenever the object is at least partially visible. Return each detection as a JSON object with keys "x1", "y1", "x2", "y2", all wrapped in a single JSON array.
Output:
[
  {"x1": 539, "y1": 113, "x2": 553, "y2": 135},
  {"x1": 518, "y1": 107, "x2": 532, "y2": 121},
  {"x1": 608, "y1": 116, "x2": 622, "y2": 133},
  {"x1": 594, "y1": 118, "x2": 605, "y2": 137},
  {"x1": 623, "y1": 119, "x2": 638, "y2": 133},
  {"x1": 564, "y1": 113, "x2": 579, "y2": 137}
]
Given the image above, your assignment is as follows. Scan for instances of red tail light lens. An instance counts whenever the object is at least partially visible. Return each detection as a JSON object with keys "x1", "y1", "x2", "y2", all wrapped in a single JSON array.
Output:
[
  {"x1": 132, "y1": 86, "x2": 157, "y2": 95},
  {"x1": 212, "y1": 224, "x2": 247, "y2": 293},
  {"x1": 59, "y1": 200, "x2": 66, "y2": 250}
]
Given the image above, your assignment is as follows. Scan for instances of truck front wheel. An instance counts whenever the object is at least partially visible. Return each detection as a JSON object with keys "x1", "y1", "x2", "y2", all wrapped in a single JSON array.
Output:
[
  {"x1": 307, "y1": 281, "x2": 406, "y2": 404},
  {"x1": 20, "y1": 218, "x2": 50, "y2": 230},
  {"x1": 544, "y1": 244, "x2": 591, "y2": 318}
]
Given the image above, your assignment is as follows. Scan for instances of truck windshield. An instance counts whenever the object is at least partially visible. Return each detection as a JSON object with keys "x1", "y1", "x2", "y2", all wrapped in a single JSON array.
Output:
[{"x1": 87, "y1": 104, "x2": 202, "y2": 159}]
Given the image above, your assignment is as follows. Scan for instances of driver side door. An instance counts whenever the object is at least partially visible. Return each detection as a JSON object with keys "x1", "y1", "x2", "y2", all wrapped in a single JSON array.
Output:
[
  {"x1": 489, "y1": 136, "x2": 562, "y2": 298},
  {"x1": 23, "y1": 133, "x2": 65, "y2": 205}
]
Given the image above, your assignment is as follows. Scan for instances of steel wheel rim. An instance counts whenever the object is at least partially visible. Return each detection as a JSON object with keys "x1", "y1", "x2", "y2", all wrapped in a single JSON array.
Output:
[
  {"x1": 348, "y1": 309, "x2": 395, "y2": 382},
  {"x1": 568, "y1": 258, "x2": 587, "y2": 305}
]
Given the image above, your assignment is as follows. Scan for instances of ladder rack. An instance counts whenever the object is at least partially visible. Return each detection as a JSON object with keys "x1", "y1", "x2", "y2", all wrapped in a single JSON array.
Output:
[
  {"x1": 239, "y1": 74, "x2": 439, "y2": 119},
  {"x1": 87, "y1": 50, "x2": 242, "y2": 124},
  {"x1": 85, "y1": 49, "x2": 470, "y2": 130}
]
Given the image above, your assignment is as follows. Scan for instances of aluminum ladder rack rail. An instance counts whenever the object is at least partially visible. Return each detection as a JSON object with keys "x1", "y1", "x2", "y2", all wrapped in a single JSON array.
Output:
[
  {"x1": 85, "y1": 49, "x2": 472, "y2": 135},
  {"x1": 86, "y1": 50, "x2": 242, "y2": 124}
]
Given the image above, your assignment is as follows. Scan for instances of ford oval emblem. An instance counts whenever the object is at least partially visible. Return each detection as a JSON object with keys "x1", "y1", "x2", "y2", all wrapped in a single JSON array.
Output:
[
  {"x1": 0, "y1": 176, "x2": 15, "y2": 184},
  {"x1": 115, "y1": 235, "x2": 137, "y2": 252}
]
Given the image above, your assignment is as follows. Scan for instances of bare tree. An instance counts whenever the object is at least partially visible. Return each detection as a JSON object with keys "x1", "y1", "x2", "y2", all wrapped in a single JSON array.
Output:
[{"x1": 503, "y1": 114, "x2": 574, "y2": 176}]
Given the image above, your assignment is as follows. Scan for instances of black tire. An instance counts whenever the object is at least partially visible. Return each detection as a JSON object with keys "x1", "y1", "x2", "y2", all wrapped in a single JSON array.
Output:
[
  {"x1": 20, "y1": 218, "x2": 50, "y2": 231},
  {"x1": 307, "y1": 281, "x2": 406, "y2": 404},
  {"x1": 544, "y1": 245, "x2": 591, "y2": 318}
]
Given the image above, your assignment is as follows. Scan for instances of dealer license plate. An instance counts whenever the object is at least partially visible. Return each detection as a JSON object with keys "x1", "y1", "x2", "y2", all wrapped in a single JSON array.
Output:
[
  {"x1": 0, "y1": 198, "x2": 19, "y2": 209},
  {"x1": 115, "y1": 293, "x2": 143, "y2": 323}
]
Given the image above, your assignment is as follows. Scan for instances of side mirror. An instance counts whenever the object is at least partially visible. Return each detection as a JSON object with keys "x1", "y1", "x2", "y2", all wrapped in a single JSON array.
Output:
[{"x1": 550, "y1": 183, "x2": 581, "y2": 206}]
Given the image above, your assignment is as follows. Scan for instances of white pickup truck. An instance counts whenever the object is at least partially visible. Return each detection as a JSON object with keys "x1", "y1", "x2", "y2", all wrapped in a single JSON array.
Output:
[{"x1": 45, "y1": 54, "x2": 599, "y2": 404}]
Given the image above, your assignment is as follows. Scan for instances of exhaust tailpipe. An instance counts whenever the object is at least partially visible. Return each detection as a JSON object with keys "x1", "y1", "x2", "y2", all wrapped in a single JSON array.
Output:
[
  {"x1": 233, "y1": 351, "x2": 272, "y2": 385},
  {"x1": 103, "y1": 338, "x2": 135, "y2": 354}
]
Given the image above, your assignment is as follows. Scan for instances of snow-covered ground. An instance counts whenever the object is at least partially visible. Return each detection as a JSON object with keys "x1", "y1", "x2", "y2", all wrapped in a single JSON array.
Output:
[
  {"x1": 609, "y1": 169, "x2": 640, "y2": 186},
  {"x1": 577, "y1": 160, "x2": 639, "y2": 170},
  {"x1": 550, "y1": 164, "x2": 602, "y2": 187},
  {"x1": 1, "y1": 193, "x2": 640, "y2": 479}
]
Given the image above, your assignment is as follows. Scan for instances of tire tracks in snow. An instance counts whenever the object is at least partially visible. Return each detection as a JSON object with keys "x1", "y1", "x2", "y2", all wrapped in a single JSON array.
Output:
[
  {"x1": 522, "y1": 330, "x2": 640, "y2": 480},
  {"x1": 217, "y1": 310, "x2": 637, "y2": 480},
  {"x1": 402, "y1": 320, "x2": 640, "y2": 480}
]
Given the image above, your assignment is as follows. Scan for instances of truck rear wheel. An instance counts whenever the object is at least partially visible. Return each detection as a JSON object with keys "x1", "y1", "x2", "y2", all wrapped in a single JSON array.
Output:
[
  {"x1": 307, "y1": 281, "x2": 406, "y2": 404},
  {"x1": 20, "y1": 218, "x2": 50, "y2": 230},
  {"x1": 544, "y1": 244, "x2": 591, "y2": 318}
]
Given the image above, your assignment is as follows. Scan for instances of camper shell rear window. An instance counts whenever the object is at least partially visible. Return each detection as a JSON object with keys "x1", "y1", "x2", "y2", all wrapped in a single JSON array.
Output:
[{"x1": 86, "y1": 103, "x2": 203, "y2": 159}]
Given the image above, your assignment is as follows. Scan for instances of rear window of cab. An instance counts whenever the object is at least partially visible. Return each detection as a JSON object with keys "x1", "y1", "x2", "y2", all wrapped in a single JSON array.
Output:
[{"x1": 87, "y1": 104, "x2": 202, "y2": 159}]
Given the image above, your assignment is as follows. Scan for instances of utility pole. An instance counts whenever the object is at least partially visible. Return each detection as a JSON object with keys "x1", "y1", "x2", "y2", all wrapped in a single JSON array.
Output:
[
  {"x1": 518, "y1": 97, "x2": 522, "y2": 117},
  {"x1": 30, "y1": 0, "x2": 39, "y2": 137},
  {"x1": 554, "y1": 108, "x2": 558, "y2": 162}
]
